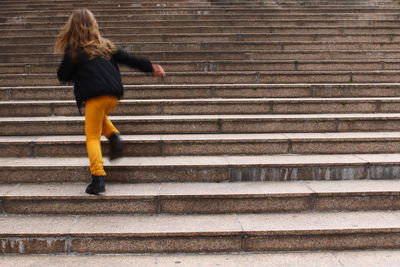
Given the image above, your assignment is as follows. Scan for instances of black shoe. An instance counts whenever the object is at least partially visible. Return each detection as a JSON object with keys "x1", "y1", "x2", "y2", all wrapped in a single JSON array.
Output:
[
  {"x1": 108, "y1": 132, "x2": 124, "y2": 161},
  {"x1": 85, "y1": 175, "x2": 105, "y2": 195}
]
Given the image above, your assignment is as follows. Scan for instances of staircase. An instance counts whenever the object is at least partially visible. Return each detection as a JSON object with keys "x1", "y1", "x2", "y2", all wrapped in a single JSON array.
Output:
[{"x1": 2, "y1": 0, "x2": 400, "y2": 264}]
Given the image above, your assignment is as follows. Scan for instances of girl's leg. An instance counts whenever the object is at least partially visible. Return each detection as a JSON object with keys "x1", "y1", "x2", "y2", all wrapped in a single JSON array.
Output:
[
  {"x1": 101, "y1": 96, "x2": 122, "y2": 160},
  {"x1": 85, "y1": 95, "x2": 120, "y2": 177},
  {"x1": 85, "y1": 97, "x2": 107, "y2": 176},
  {"x1": 102, "y1": 115, "x2": 119, "y2": 138}
]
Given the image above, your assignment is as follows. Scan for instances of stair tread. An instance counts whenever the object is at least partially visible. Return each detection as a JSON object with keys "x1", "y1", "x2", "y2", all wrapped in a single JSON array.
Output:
[
  {"x1": 3, "y1": 113, "x2": 400, "y2": 121},
  {"x1": 4, "y1": 97, "x2": 400, "y2": 104},
  {"x1": 2, "y1": 180, "x2": 400, "y2": 199},
  {"x1": 1, "y1": 211, "x2": 400, "y2": 237},
  {"x1": 1, "y1": 83, "x2": 399, "y2": 89},
  {"x1": 1, "y1": 153, "x2": 400, "y2": 167},
  {"x1": 3, "y1": 132, "x2": 400, "y2": 143},
  {"x1": 0, "y1": 250, "x2": 399, "y2": 267}
]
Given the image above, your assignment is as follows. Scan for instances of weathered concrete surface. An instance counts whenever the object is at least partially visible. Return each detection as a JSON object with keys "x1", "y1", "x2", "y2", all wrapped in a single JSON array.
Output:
[{"x1": 2, "y1": 250, "x2": 400, "y2": 267}]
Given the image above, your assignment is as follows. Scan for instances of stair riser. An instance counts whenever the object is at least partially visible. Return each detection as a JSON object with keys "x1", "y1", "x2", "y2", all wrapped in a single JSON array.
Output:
[
  {"x1": 4, "y1": 20, "x2": 400, "y2": 30},
  {"x1": 3, "y1": 139, "x2": 400, "y2": 157},
  {"x1": 0, "y1": 61, "x2": 398, "y2": 74},
  {"x1": 4, "y1": 72, "x2": 400, "y2": 86},
  {"x1": 0, "y1": 2, "x2": 387, "y2": 9},
  {"x1": 3, "y1": 27, "x2": 400, "y2": 36},
  {"x1": 0, "y1": 163, "x2": 398, "y2": 183},
  {"x1": 0, "y1": 0, "x2": 385, "y2": 5},
  {"x1": 2, "y1": 100, "x2": 400, "y2": 117},
  {"x1": 1, "y1": 194, "x2": 398, "y2": 215},
  {"x1": 0, "y1": 8, "x2": 398, "y2": 18},
  {"x1": 3, "y1": 14, "x2": 396, "y2": 24},
  {"x1": 3, "y1": 42, "x2": 400, "y2": 54},
  {"x1": 0, "y1": 236, "x2": 241, "y2": 254},
  {"x1": 2, "y1": 117, "x2": 400, "y2": 135},
  {"x1": 1, "y1": 232, "x2": 400, "y2": 254},
  {"x1": 0, "y1": 63, "x2": 394, "y2": 75},
  {"x1": 3, "y1": 34, "x2": 400, "y2": 44},
  {"x1": 0, "y1": 3, "x2": 255, "y2": 9},
  {"x1": 2, "y1": 85, "x2": 400, "y2": 101},
  {"x1": 3, "y1": 51, "x2": 400, "y2": 64}
]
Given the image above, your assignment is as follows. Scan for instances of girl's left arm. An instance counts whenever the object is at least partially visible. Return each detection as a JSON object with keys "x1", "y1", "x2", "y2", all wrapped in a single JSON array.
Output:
[{"x1": 57, "y1": 53, "x2": 76, "y2": 82}]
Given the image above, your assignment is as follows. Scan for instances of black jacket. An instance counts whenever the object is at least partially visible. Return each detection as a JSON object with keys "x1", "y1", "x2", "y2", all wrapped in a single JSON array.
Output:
[{"x1": 57, "y1": 47, "x2": 153, "y2": 110}]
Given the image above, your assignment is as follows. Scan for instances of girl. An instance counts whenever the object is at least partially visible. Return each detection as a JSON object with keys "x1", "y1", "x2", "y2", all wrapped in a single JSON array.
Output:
[{"x1": 55, "y1": 8, "x2": 165, "y2": 195}]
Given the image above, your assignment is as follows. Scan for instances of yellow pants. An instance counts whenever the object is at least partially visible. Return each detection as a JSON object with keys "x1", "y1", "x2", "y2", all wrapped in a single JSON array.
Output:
[{"x1": 85, "y1": 95, "x2": 119, "y2": 176}]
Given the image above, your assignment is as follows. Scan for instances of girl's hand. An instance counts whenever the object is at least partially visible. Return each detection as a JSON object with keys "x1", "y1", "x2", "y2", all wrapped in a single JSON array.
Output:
[{"x1": 152, "y1": 64, "x2": 166, "y2": 77}]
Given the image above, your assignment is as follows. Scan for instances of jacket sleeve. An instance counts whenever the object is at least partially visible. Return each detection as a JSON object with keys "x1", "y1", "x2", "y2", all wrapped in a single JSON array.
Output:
[
  {"x1": 112, "y1": 48, "x2": 153, "y2": 73},
  {"x1": 57, "y1": 51, "x2": 76, "y2": 82}
]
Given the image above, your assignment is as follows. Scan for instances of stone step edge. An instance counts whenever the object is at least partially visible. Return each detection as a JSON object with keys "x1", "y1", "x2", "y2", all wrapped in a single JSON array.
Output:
[
  {"x1": 1, "y1": 180, "x2": 400, "y2": 214},
  {"x1": 7, "y1": 49, "x2": 400, "y2": 54},
  {"x1": 3, "y1": 114, "x2": 400, "y2": 137},
  {"x1": 2, "y1": 154, "x2": 399, "y2": 183},
  {"x1": 2, "y1": 211, "x2": 400, "y2": 253},
  {"x1": 2, "y1": 18, "x2": 400, "y2": 24},
  {"x1": 4, "y1": 52, "x2": 400, "y2": 59},
  {"x1": 0, "y1": 153, "x2": 399, "y2": 168},
  {"x1": 3, "y1": 4, "x2": 375, "y2": 8},
  {"x1": 2, "y1": 18, "x2": 399, "y2": 23},
  {"x1": 2, "y1": 96, "x2": 400, "y2": 104},
  {"x1": 2, "y1": 83, "x2": 399, "y2": 101},
  {"x1": 1, "y1": 211, "x2": 400, "y2": 238},
  {"x1": 6, "y1": 15, "x2": 400, "y2": 23},
  {"x1": 4, "y1": 40, "x2": 400, "y2": 46},
  {"x1": 1, "y1": 180, "x2": 400, "y2": 199},
  {"x1": 3, "y1": 113, "x2": 400, "y2": 122},
  {"x1": 6, "y1": 25, "x2": 400, "y2": 31},
  {"x1": 2, "y1": 58, "x2": 400, "y2": 64},
  {"x1": 3, "y1": 132, "x2": 400, "y2": 144},
  {"x1": 1, "y1": 251, "x2": 400, "y2": 267},
  {"x1": 8, "y1": 33, "x2": 400, "y2": 41},
  {"x1": 1, "y1": 7, "x2": 397, "y2": 12},
  {"x1": 3, "y1": 132, "x2": 400, "y2": 158},
  {"x1": 4, "y1": 70, "x2": 400, "y2": 77},
  {"x1": 1, "y1": 83, "x2": 399, "y2": 90}
]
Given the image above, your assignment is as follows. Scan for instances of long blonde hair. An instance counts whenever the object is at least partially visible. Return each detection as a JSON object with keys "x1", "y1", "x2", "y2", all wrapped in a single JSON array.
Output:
[{"x1": 54, "y1": 8, "x2": 117, "y2": 59}]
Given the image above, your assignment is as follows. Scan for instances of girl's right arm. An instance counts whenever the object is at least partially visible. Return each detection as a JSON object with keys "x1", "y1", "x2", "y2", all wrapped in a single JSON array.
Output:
[
  {"x1": 112, "y1": 48, "x2": 153, "y2": 73},
  {"x1": 113, "y1": 48, "x2": 166, "y2": 77}
]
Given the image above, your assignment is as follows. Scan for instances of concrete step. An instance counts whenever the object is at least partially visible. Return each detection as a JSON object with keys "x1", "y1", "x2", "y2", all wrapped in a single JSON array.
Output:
[
  {"x1": 4, "y1": 41, "x2": 400, "y2": 54},
  {"x1": 1, "y1": 250, "x2": 400, "y2": 267},
  {"x1": 1, "y1": 180, "x2": 400, "y2": 215},
  {"x1": 4, "y1": 26, "x2": 400, "y2": 37},
  {"x1": 1, "y1": 211, "x2": 400, "y2": 253},
  {"x1": 0, "y1": 2, "x2": 254, "y2": 9},
  {"x1": 4, "y1": 5, "x2": 386, "y2": 12},
  {"x1": 2, "y1": 97, "x2": 400, "y2": 117},
  {"x1": 3, "y1": 131, "x2": 400, "y2": 157},
  {"x1": 3, "y1": 70, "x2": 400, "y2": 86},
  {"x1": 3, "y1": 13, "x2": 397, "y2": 24},
  {"x1": 4, "y1": 113, "x2": 400, "y2": 135},
  {"x1": 0, "y1": 153, "x2": 400, "y2": 183},
  {"x1": 4, "y1": 50, "x2": 400, "y2": 64},
  {"x1": 3, "y1": 19, "x2": 400, "y2": 30},
  {"x1": 0, "y1": 1, "x2": 391, "y2": 7},
  {"x1": 4, "y1": 84, "x2": 400, "y2": 101},
  {"x1": 1, "y1": 59, "x2": 399, "y2": 75},
  {"x1": 0, "y1": 0, "x2": 386, "y2": 4},
  {"x1": 0, "y1": 1, "x2": 389, "y2": 9},
  {"x1": 0, "y1": 8, "x2": 398, "y2": 18},
  {"x1": 4, "y1": 33, "x2": 400, "y2": 44}
]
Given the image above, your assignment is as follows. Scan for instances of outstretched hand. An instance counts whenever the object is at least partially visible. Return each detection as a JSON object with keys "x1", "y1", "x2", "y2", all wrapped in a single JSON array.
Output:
[{"x1": 152, "y1": 64, "x2": 166, "y2": 78}]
